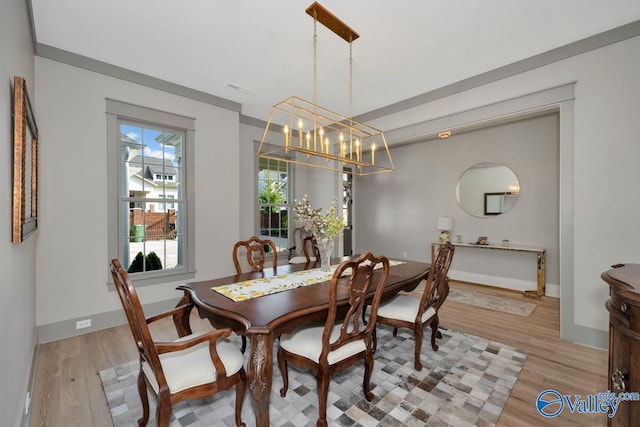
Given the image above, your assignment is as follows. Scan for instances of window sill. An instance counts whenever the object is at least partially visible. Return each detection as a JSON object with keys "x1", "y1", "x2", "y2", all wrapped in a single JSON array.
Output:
[{"x1": 107, "y1": 267, "x2": 196, "y2": 291}]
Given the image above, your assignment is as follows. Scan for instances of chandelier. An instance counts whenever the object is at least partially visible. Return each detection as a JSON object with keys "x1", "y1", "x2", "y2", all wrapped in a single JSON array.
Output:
[{"x1": 257, "y1": 2, "x2": 394, "y2": 176}]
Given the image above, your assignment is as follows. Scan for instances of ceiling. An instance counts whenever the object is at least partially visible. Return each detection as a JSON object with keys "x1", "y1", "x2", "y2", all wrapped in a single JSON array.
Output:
[{"x1": 30, "y1": 0, "x2": 640, "y2": 123}]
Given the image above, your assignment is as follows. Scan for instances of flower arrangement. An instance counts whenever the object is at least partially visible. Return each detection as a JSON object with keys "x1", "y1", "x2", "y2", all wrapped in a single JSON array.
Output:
[{"x1": 293, "y1": 196, "x2": 344, "y2": 240}]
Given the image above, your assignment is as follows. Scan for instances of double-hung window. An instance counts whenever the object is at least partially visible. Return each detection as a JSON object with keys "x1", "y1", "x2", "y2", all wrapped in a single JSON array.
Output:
[
  {"x1": 107, "y1": 100, "x2": 195, "y2": 286},
  {"x1": 258, "y1": 158, "x2": 290, "y2": 252}
]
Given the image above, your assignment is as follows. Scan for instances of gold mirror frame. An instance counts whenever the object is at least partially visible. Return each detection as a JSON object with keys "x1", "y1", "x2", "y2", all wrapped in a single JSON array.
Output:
[{"x1": 12, "y1": 76, "x2": 38, "y2": 243}]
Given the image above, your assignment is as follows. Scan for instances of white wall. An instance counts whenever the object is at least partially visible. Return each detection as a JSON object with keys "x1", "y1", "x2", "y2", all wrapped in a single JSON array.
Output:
[
  {"x1": 35, "y1": 58, "x2": 240, "y2": 329},
  {"x1": 0, "y1": 1, "x2": 38, "y2": 425},
  {"x1": 361, "y1": 34, "x2": 640, "y2": 345}
]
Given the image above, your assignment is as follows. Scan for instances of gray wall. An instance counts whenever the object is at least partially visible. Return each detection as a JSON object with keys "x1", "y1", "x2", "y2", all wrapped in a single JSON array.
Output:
[
  {"x1": 34, "y1": 57, "x2": 241, "y2": 333},
  {"x1": 358, "y1": 33, "x2": 640, "y2": 345},
  {"x1": 0, "y1": 1, "x2": 38, "y2": 425},
  {"x1": 356, "y1": 113, "x2": 559, "y2": 294}
]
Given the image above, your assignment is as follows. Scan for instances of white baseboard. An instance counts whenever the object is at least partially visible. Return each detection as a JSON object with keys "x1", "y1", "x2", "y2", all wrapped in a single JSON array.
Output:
[{"x1": 449, "y1": 270, "x2": 560, "y2": 298}]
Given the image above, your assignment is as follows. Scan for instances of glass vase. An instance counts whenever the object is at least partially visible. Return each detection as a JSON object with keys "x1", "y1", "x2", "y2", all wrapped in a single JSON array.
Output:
[{"x1": 318, "y1": 237, "x2": 334, "y2": 271}]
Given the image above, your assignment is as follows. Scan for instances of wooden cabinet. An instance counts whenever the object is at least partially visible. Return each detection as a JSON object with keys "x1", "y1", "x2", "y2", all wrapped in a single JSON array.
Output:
[{"x1": 602, "y1": 263, "x2": 640, "y2": 426}]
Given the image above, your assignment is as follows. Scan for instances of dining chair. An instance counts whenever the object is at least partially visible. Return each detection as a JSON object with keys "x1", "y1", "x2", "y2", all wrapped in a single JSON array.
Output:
[
  {"x1": 374, "y1": 241, "x2": 455, "y2": 370},
  {"x1": 232, "y1": 235, "x2": 277, "y2": 274},
  {"x1": 277, "y1": 252, "x2": 390, "y2": 427},
  {"x1": 109, "y1": 258, "x2": 247, "y2": 427},
  {"x1": 287, "y1": 226, "x2": 308, "y2": 262},
  {"x1": 288, "y1": 227, "x2": 311, "y2": 264},
  {"x1": 232, "y1": 236, "x2": 278, "y2": 352},
  {"x1": 289, "y1": 235, "x2": 320, "y2": 264}
]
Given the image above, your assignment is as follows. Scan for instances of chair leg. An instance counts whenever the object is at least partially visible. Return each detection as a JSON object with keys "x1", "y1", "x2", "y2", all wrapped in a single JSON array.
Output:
[
  {"x1": 430, "y1": 317, "x2": 440, "y2": 352},
  {"x1": 372, "y1": 326, "x2": 378, "y2": 353},
  {"x1": 392, "y1": 327, "x2": 398, "y2": 337},
  {"x1": 240, "y1": 335, "x2": 247, "y2": 353},
  {"x1": 413, "y1": 326, "x2": 424, "y2": 371},
  {"x1": 235, "y1": 370, "x2": 247, "y2": 427},
  {"x1": 277, "y1": 347, "x2": 289, "y2": 397},
  {"x1": 363, "y1": 349, "x2": 375, "y2": 401},
  {"x1": 316, "y1": 369, "x2": 330, "y2": 427},
  {"x1": 155, "y1": 394, "x2": 172, "y2": 427},
  {"x1": 136, "y1": 372, "x2": 150, "y2": 427}
]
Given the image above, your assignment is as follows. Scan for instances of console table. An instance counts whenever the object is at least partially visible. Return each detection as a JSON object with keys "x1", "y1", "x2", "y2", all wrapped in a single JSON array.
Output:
[{"x1": 431, "y1": 241, "x2": 546, "y2": 298}]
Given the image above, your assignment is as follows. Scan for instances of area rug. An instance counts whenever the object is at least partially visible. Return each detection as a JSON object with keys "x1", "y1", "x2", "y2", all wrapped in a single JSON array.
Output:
[
  {"x1": 100, "y1": 327, "x2": 527, "y2": 426},
  {"x1": 447, "y1": 288, "x2": 537, "y2": 317},
  {"x1": 407, "y1": 283, "x2": 537, "y2": 317}
]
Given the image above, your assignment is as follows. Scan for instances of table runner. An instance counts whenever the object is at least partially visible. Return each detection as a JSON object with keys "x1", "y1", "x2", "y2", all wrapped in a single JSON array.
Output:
[{"x1": 213, "y1": 260, "x2": 405, "y2": 302}]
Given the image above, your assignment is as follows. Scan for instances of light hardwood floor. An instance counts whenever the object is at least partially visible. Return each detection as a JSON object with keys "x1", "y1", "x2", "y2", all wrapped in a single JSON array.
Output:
[{"x1": 30, "y1": 281, "x2": 609, "y2": 426}]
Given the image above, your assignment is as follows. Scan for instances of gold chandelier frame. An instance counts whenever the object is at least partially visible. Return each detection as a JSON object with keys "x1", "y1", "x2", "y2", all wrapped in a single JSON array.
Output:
[{"x1": 257, "y1": 2, "x2": 394, "y2": 176}]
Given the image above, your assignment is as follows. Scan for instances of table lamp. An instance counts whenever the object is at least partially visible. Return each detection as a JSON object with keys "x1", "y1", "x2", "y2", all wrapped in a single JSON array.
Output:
[{"x1": 437, "y1": 216, "x2": 453, "y2": 242}]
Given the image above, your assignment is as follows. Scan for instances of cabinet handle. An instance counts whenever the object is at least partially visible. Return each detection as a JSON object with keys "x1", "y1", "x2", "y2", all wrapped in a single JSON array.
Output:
[
  {"x1": 612, "y1": 368, "x2": 628, "y2": 392},
  {"x1": 620, "y1": 303, "x2": 628, "y2": 313}
]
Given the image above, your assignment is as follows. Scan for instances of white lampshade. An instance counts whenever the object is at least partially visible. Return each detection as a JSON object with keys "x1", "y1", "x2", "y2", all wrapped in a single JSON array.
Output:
[{"x1": 437, "y1": 216, "x2": 453, "y2": 231}]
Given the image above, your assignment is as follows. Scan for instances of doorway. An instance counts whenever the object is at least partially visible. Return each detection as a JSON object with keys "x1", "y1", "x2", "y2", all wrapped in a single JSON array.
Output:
[{"x1": 342, "y1": 167, "x2": 353, "y2": 256}]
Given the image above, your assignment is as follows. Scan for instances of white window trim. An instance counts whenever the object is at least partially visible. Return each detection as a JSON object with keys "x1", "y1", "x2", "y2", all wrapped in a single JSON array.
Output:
[
  {"x1": 106, "y1": 99, "x2": 196, "y2": 287},
  {"x1": 254, "y1": 141, "x2": 294, "y2": 258}
]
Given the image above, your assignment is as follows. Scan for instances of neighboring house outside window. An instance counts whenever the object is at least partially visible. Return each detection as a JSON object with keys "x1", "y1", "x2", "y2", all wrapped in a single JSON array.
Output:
[
  {"x1": 258, "y1": 157, "x2": 290, "y2": 252},
  {"x1": 107, "y1": 100, "x2": 195, "y2": 286}
]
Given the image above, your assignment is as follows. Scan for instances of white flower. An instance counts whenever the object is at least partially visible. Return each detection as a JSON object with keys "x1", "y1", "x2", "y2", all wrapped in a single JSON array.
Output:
[{"x1": 293, "y1": 196, "x2": 344, "y2": 240}]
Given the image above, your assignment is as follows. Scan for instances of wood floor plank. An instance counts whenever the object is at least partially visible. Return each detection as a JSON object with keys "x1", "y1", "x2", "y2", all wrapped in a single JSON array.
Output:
[
  {"x1": 30, "y1": 280, "x2": 610, "y2": 426},
  {"x1": 58, "y1": 336, "x2": 93, "y2": 427},
  {"x1": 31, "y1": 341, "x2": 61, "y2": 427}
]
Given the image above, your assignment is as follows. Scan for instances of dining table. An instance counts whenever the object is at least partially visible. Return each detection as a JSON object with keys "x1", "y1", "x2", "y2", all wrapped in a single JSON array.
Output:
[{"x1": 174, "y1": 256, "x2": 430, "y2": 427}]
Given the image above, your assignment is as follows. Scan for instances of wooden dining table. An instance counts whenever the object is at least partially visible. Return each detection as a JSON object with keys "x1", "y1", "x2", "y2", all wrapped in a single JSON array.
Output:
[{"x1": 174, "y1": 257, "x2": 430, "y2": 427}]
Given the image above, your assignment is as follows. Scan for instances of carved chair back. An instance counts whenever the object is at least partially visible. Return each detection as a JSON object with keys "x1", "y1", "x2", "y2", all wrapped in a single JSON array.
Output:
[
  {"x1": 321, "y1": 252, "x2": 389, "y2": 366},
  {"x1": 301, "y1": 235, "x2": 321, "y2": 263},
  {"x1": 232, "y1": 236, "x2": 277, "y2": 274},
  {"x1": 418, "y1": 241, "x2": 455, "y2": 320}
]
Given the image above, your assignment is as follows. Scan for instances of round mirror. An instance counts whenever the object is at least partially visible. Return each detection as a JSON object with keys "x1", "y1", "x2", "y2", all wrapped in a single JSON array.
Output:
[{"x1": 456, "y1": 163, "x2": 520, "y2": 217}]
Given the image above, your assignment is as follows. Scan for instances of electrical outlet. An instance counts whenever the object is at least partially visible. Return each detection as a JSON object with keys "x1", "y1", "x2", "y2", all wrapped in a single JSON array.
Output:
[
  {"x1": 76, "y1": 319, "x2": 91, "y2": 329},
  {"x1": 402, "y1": 251, "x2": 408, "y2": 259}
]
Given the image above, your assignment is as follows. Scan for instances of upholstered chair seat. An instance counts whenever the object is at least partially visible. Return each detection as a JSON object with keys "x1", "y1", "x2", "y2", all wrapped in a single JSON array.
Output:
[
  {"x1": 376, "y1": 294, "x2": 436, "y2": 324},
  {"x1": 288, "y1": 255, "x2": 317, "y2": 264},
  {"x1": 279, "y1": 325, "x2": 367, "y2": 365},
  {"x1": 142, "y1": 332, "x2": 245, "y2": 394}
]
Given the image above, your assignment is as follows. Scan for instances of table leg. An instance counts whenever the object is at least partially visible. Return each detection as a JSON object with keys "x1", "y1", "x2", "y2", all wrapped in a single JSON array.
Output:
[
  {"x1": 247, "y1": 333, "x2": 274, "y2": 427},
  {"x1": 523, "y1": 250, "x2": 546, "y2": 299},
  {"x1": 537, "y1": 250, "x2": 546, "y2": 297}
]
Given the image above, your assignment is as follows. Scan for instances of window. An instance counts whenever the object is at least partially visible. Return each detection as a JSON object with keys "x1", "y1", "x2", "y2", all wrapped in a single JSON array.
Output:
[
  {"x1": 258, "y1": 158, "x2": 290, "y2": 252},
  {"x1": 107, "y1": 100, "x2": 195, "y2": 286},
  {"x1": 160, "y1": 194, "x2": 175, "y2": 209}
]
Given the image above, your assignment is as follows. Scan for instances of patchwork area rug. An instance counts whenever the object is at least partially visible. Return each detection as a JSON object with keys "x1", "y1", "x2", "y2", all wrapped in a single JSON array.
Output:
[{"x1": 100, "y1": 327, "x2": 527, "y2": 426}]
